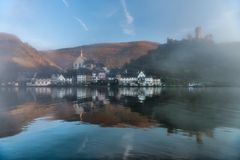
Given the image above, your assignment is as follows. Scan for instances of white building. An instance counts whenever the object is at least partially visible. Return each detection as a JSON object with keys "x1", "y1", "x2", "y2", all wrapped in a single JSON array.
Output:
[
  {"x1": 153, "y1": 79, "x2": 162, "y2": 86},
  {"x1": 98, "y1": 72, "x2": 107, "y2": 80},
  {"x1": 58, "y1": 75, "x2": 65, "y2": 82},
  {"x1": 145, "y1": 77, "x2": 154, "y2": 86},
  {"x1": 77, "y1": 75, "x2": 86, "y2": 84},
  {"x1": 51, "y1": 74, "x2": 66, "y2": 85},
  {"x1": 119, "y1": 71, "x2": 162, "y2": 87},
  {"x1": 65, "y1": 77, "x2": 73, "y2": 84},
  {"x1": 75, "y1": 68, "x2": 93, "y2": 85},
  {"x1": 77, "y1": 74, "x2": 92, "y2": 85},
  {"x1": 137, "y1": 71, "x2": 146, "y2": 86},
  {"x1": 138, "y1": 71, "x2": 146, "y2": 79},
  {"x1": 27, "y1": 78, "x2": 52, "y2": 87},
  {"x1": 92, "y1": 73, "x2": 98, "y2": 83},
  {"x1": 119, "y1": 77, "x2": 138, "y2": 86}
]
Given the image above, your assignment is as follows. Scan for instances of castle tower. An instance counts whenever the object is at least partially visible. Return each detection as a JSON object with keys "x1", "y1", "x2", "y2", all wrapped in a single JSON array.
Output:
[{"x1": 195, "y1": 26, "x2": 204, "y2": 39}]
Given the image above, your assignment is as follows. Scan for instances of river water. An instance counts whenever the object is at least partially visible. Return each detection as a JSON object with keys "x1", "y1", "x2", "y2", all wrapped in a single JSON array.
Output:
[{"x1": 0, "y1": 87, "x2": 240, "y2": 160}]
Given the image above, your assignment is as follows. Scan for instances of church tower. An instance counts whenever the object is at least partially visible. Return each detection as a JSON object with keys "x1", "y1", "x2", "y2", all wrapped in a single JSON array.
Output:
[
  {"x1": 80, "y1": 48, "x2": 83, "y2": 57},
  {"x1": 73, "y1": 48, "x2": 86, "y2": 70}
]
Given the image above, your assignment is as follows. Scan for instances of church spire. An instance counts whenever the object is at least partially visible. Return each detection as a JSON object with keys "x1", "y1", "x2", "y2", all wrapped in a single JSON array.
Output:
[{"x1": 80, "y1": 48, "x2": 83, "y2": 57}]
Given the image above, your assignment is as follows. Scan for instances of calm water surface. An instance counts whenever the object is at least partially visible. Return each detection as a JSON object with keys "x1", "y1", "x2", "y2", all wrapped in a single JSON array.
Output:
[{"x1": 0, "y1": 87, "x2": 240, "y2": 160}]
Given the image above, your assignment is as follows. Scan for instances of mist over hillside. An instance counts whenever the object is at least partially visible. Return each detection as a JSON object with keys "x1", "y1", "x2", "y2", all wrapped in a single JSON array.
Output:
[{"x1": 123, "y1": 39, "x2": 240, "y2": 85}]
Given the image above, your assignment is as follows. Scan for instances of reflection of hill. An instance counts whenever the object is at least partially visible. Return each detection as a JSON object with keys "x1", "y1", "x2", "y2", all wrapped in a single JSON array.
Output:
[
  {"x1": 1, "y1": 87, "x2": 240, "y2": 143},
  {"x1": 151, "y1": 88, "x2": 240, "y2": 131},
  {"x1": 0, "y1": 103, "x2": 55, "y2": 138},
  {"x1": 119, "y1": 88, "x2": 240, "y2": 142},
  {"x1": 73, "y1": 103, "x2": 155, "y2": 128}
]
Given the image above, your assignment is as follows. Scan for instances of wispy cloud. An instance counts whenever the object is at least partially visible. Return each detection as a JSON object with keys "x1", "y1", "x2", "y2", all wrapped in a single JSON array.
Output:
[
  {"x1": 61, "y1": 1, "x2": 88, "y2": 32},
  {"x1": 75, "y1": 17, "x2": 89, "y2": 31},
  {"x1": 106, "y1": 9, "x2": 118, "y2": 18},
  {"x1": 62, "y1": 0, "x2": 69, "y2": 8},
  {"x1": 121, "y1": 0, "x2": 133, "y2": 24},
  {"x1": 120, "y1": 0, "x2": 135, "y2": 35}
]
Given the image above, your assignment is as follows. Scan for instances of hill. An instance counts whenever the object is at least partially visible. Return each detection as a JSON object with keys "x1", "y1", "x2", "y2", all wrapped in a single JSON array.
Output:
[
  {"x1": 0, "y1": 33, "x2": 61, "y2": 81},
  {"x1": 44, "y1": 41, "x2": 159, "y2": 69}
]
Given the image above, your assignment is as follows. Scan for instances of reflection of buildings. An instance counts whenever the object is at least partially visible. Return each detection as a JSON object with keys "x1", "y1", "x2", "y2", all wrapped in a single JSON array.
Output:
[
  {"x1": 71, "y1": 88, "x2": 159, "y2": 126},
  {"x1": 118, "y1": 87, "x2": 162, "y2": 102},
  {"x1": 118, "y1": 87, "x2": 162, "y2": 97},
  {"x1": 27, "y1": 87, "x2": 52, "y2": 95},
  {"x1": 27, "y1": 87, "x2": 74, "y2": 99},
  {"x1": 25, "y1": 87, "x2": 162, "y2": 104},
  {"x1": 73, "y1": 89, "x2": 109, "y2": 121},
  {"x1": 52, "y1": 88, "x2": 74, "y2": 99},
  {"x1": 73, "y1": 102, "x2": 94, "y2": 120},
  {"x1": 29, "y1": 87, "x2": 162, "y2": 103}
]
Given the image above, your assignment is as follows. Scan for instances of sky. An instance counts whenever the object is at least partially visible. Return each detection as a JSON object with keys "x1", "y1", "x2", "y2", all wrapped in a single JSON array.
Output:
[{"x1": 0, "y1": 0, "x2": 240, "y2": 49}]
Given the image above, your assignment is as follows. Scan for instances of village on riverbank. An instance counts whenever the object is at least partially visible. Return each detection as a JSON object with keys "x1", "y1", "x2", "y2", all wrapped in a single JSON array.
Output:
[{"x1": 1, "y1": 49, "x2": 162, "y2": 87}]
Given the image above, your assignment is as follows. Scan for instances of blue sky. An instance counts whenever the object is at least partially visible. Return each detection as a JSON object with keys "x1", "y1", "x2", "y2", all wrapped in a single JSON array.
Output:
[{"x1": 0, "y1": 0, "x2": 240, "y2": 49}]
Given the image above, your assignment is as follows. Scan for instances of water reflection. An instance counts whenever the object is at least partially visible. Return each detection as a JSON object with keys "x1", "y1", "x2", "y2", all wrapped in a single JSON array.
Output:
[{"x1": 1, "y1": 87, "x2": 240, "y2": 146}]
